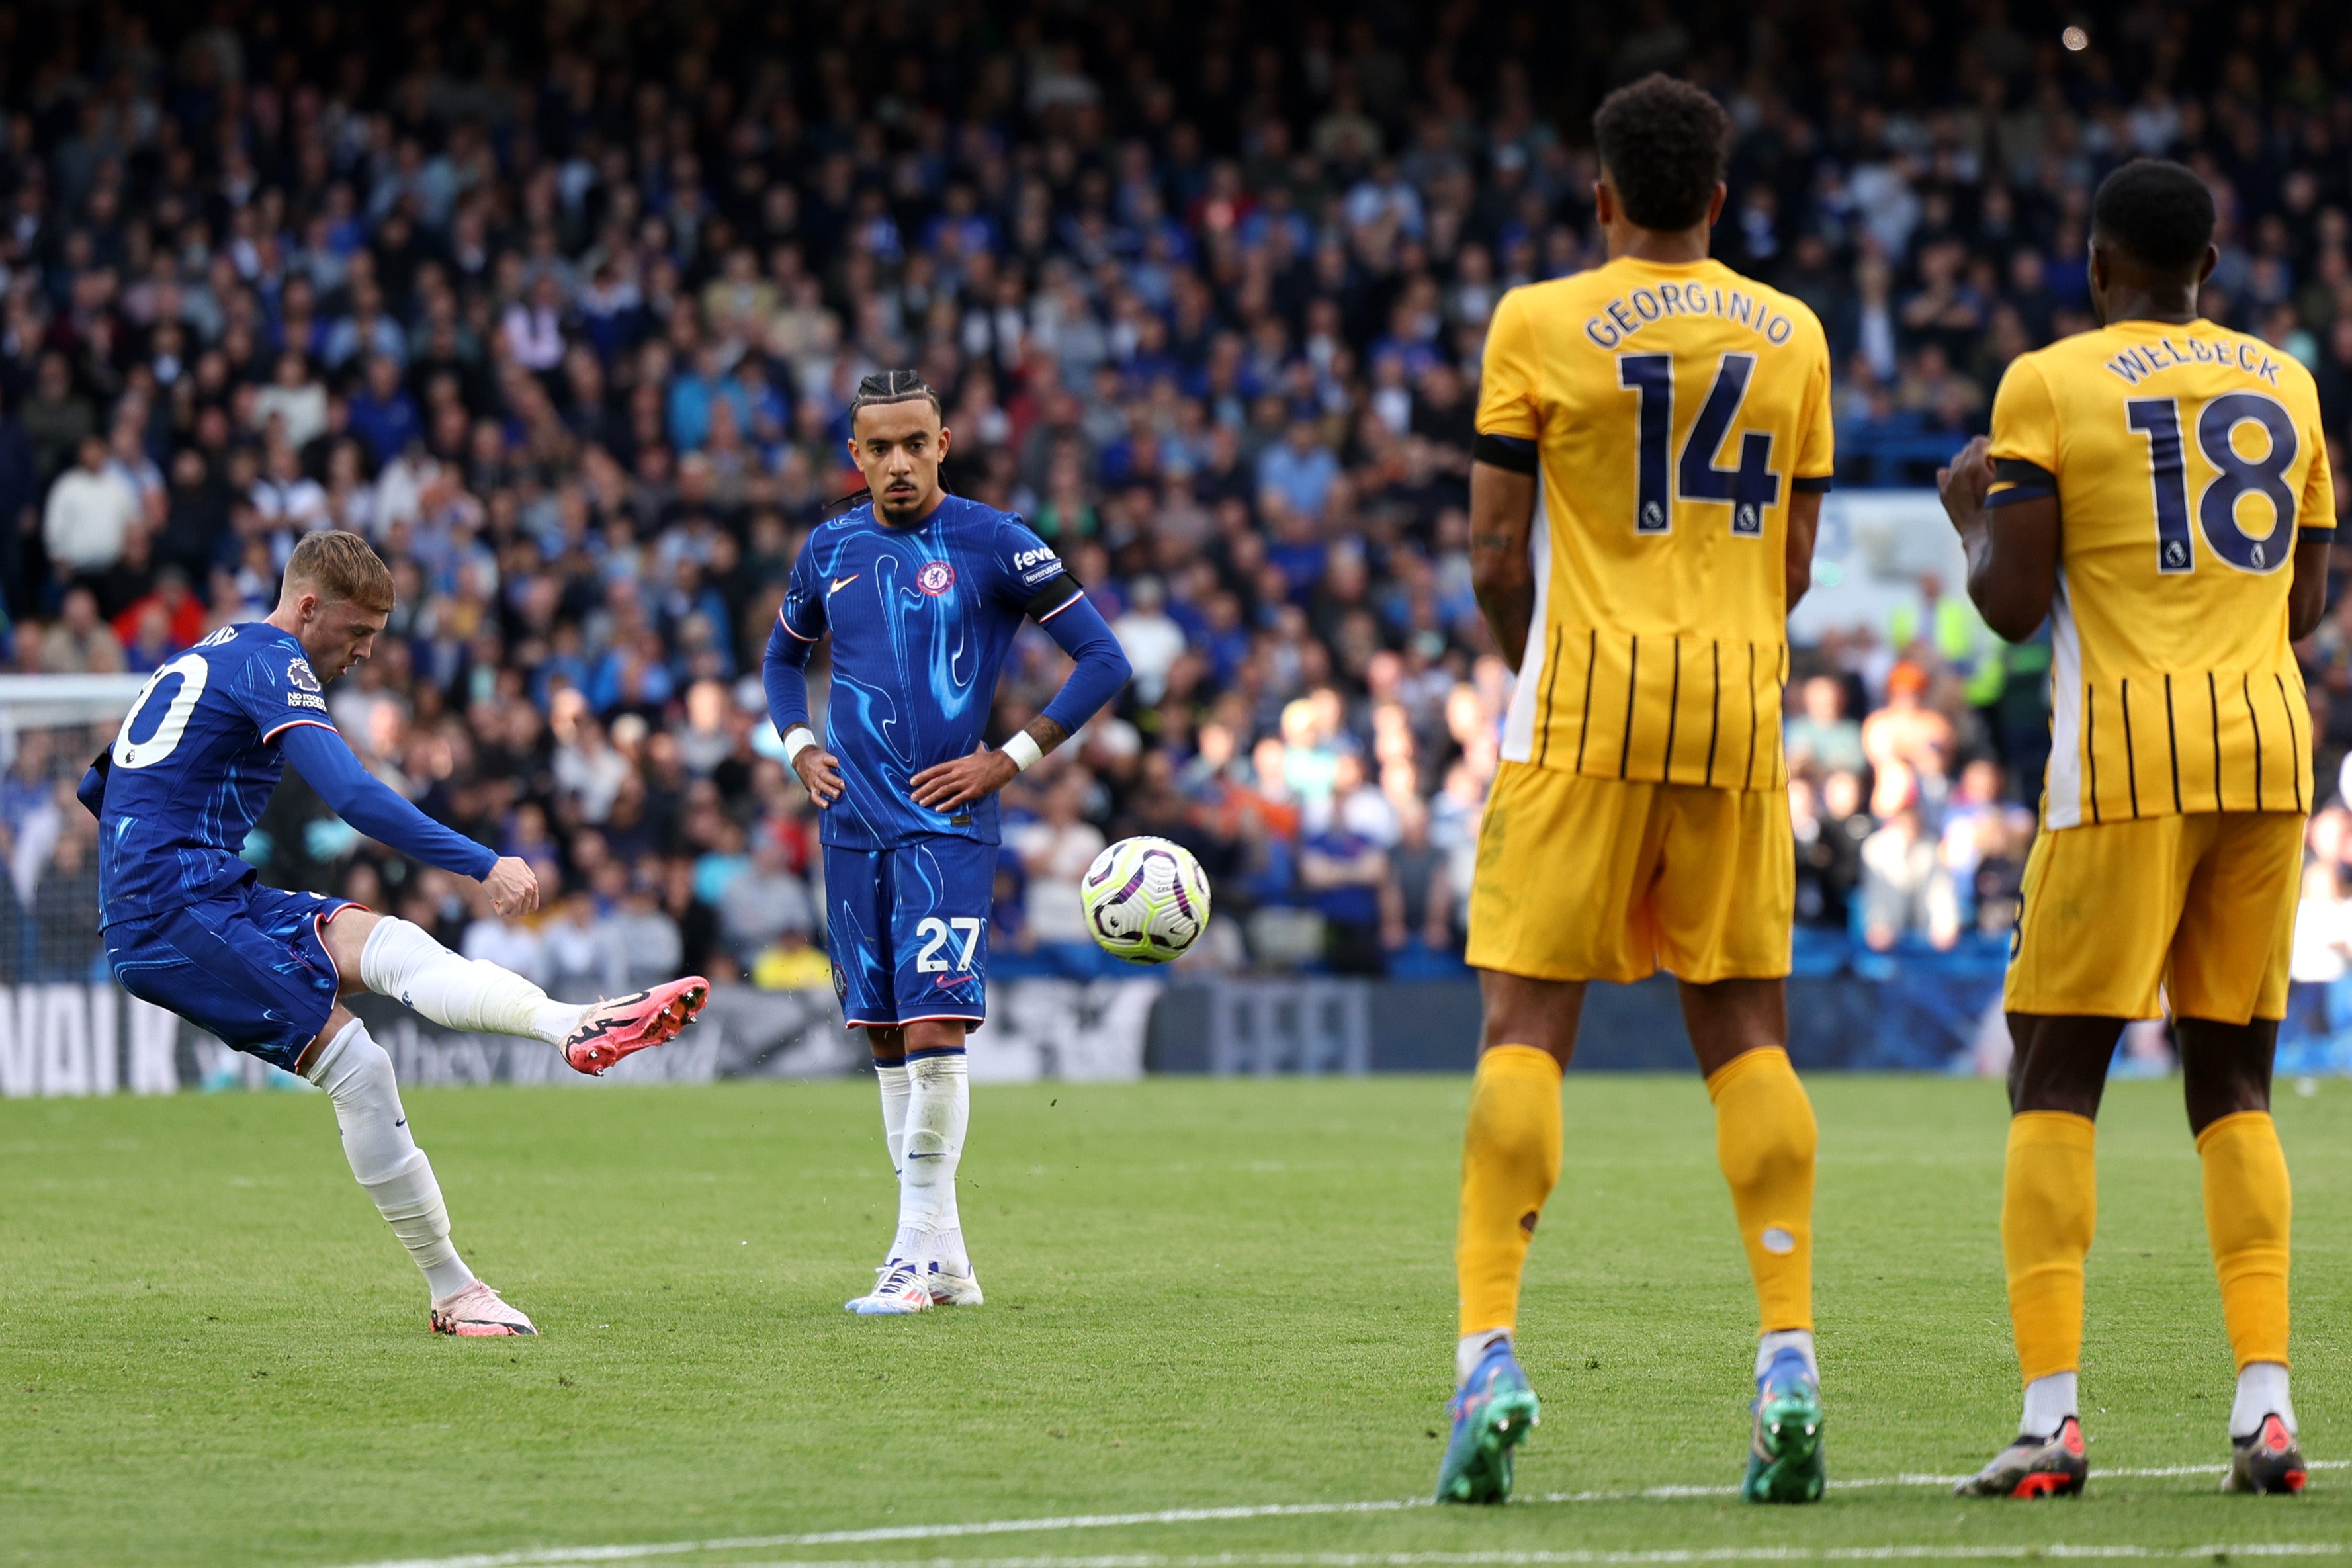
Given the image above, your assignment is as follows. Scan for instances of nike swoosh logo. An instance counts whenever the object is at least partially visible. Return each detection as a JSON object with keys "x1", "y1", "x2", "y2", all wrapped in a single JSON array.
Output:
[
  {"x1": 394, "y1": 1119, "x2": 406, "y2": 1129},
  {"x1": 830, "y1": 574, "x2": 860, "y2": 595}
]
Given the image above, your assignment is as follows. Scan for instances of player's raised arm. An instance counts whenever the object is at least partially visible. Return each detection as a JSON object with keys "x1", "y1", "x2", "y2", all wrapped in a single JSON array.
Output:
[
  {"x1": 273, "y1": 722, "x2": 534, "y2": 908},
  {"x1": 237, "y1": 540, "x2": 525, "y2": 908}
]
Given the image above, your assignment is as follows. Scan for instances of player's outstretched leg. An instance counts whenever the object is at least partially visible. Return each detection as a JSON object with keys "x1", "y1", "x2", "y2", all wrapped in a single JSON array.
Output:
[
  {"x1": 355, "y1": 916, "x2": 706, "y2": 1074},
  {"x1": 303, "y1": 1015, "x2": 534, "y2": 1336}
]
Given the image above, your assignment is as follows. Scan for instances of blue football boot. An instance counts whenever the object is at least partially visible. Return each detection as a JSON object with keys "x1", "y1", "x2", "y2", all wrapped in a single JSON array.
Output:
[{"x1": 1435, "y1": 1338, "x2": 1542, "y2": 1503}]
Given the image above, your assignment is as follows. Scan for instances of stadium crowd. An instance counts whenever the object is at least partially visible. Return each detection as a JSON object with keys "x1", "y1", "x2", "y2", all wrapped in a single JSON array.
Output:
[{"x1": 1, "y1": 0, "x2": 2351, "y2": 995}]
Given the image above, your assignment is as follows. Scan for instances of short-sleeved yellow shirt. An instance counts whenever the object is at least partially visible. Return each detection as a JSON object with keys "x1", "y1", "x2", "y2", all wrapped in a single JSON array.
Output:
[
  {"x1": 1475, "y1": 257, "x2": 1835, "y2": 790},
  {"x1": 1987, "y1": 319, "x2": 2336, "y2": 828}
]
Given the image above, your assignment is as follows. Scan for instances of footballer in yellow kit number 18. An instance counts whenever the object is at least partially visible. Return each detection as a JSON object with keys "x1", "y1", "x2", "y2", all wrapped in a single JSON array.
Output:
[{"x1": 1940, "y1": 157, "x2": 2333, "y2": 1499}]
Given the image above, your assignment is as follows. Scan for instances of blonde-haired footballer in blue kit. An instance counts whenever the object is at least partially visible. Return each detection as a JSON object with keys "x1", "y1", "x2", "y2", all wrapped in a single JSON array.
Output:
[
  {"x1": 1940, "y1": 159, "x2": 2333, "y2": 1498},
  {"x1": 1436, "y1": 74, "x2": 1834, "y2": 1507}
]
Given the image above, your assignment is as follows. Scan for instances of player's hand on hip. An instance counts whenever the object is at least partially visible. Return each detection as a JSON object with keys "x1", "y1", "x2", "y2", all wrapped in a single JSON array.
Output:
[
  {"x1": 910, "y1": 750, "x2": 1018, "y2": 812},
  {"x1": 484, "y1": 856, "x2": 540, "y2": 917},
  {"x1": 1937, "y1": 435, "x2": 1993, "y2": 532},
  {"x1": 793, "y1": 746, "x2": 846, "y2": 807}
]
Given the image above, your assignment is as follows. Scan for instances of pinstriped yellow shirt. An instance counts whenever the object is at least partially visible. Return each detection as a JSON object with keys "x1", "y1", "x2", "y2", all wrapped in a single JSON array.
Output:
[
  {"x1": 1987, "y1": 319, "x2": 2335, "y2": 829},
  {"x1": 1474, "y1": 257, "x2": 1835, "y2": 790}
]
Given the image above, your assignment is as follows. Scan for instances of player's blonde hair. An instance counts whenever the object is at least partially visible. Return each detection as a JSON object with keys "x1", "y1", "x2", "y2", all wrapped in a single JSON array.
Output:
[{"x1": 284, "y1": 529, "x2": 396, "y2": 613}]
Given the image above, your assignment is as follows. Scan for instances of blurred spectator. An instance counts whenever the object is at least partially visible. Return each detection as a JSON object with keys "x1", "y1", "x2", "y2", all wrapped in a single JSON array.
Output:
[
  {"x1": 615, "y1": 873, "x2": 691, "y2": 994},
  {"x1": 1381, "y1": 797, "x2": 1456, "y2": 955},
  {"x1": 30, "y1": 826, "x2": 99, "y2": 980},
  {"x1": 1785, "y1": 677, "x2": 1866, "y2": 778},
  {"x1": 39, "y1": 588, "x2": 126, "y2": 675},
  {"x1": 541, "y1": 888, "x2": 626, "y2": 1004},
  {"x1": 462, "y1": 898, "x2": 546, "y2": 990},
  {"x1": 43, "y1": 436, "x2": 140, "y2": 586},
  {"x1": 1112, "y1": 577, "x2": 1187, "y2": 707},
  {"x1": 253, "y1": 354, "x2": 330, "y2": 452},
  {"x1": 1860, "y1": 800, "x2": 1961, "y2": 953},
  {"x1": 1008, "y1": 773, "x2": 1107, "y2": 947},
  {"x1": 2286, "y1": 861, "x2": 2352, "y2": 1052},
  {"x1": 1862, "y1": 664, "x2": 1958, "y2": 806},
  {"x1": 719, "y1": 830, "x2": 816, "y2": 966},
  {"x1": 1300, "y1": 819, "x2": 1387, "y2": 975}
]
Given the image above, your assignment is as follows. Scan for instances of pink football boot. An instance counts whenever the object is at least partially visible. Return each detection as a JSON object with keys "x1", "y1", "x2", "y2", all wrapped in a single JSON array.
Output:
[{"x1": 562, "y1": 977, "x2": 711, "y2": 1075}]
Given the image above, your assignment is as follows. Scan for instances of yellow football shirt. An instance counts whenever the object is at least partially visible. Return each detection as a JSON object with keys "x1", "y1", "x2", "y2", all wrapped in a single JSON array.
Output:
[
  {"x1": 1987, "y1": 318, "x2": 2336, "y2": 829},
  {"x1": 1475, "y1": 257, "x2": 1835, "y2": 790}
]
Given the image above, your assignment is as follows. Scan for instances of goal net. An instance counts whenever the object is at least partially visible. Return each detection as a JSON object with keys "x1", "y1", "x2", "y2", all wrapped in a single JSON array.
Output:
[{"x1": 0, "y1": 672, "x2": 184, "y2": 1096}]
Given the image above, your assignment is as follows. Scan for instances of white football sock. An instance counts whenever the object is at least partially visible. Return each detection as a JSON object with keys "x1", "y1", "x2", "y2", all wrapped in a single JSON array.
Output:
[
  {"x1": 1756, "y1": 1328, "x2": 1818, "y2": 1381},
  {"x1": 361, "y1": 916, "x2": 584, "y2": 1045},
  {"x1": 875, "y1": 1061, "x2": 910, "y2": 1174},
  {"x1": 2232, "y1": 1362, "x2": 2295, "y2": 1438},
  {"x1": 304, "y1": 1018, "x2": 476, "y2": 1300},
  {"x1": 1456, "y1": 1329, "x2": 1511, "y2": 1385},
  {"x1": 2021, "y1": 1371, "x2": 2079, "y2": 1438},
  {"x1": 894, "y1": 1048, "x2": 969, "y2": 1273}
]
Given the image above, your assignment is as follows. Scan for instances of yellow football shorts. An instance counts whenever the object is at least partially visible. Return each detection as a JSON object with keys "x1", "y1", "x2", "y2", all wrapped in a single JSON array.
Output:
[
  {"x1": 2004, "y1": 810, "x2": 2304, "y2": 1023},
  {"x1": 1465, "y1": 760, "x2": 1793, "y2": 985}
]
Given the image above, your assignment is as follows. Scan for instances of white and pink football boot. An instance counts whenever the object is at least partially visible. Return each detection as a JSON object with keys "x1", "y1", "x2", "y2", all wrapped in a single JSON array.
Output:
[
  {"x1": 846, "y1": 1259, "x2": 934, "y2": 1315},
  {"x1": 563, "y1": 977, "x2": 711, "y2": 1075},
  {"x1": 430, "y1": 1281, "x2": 537, "y2": 1336}
]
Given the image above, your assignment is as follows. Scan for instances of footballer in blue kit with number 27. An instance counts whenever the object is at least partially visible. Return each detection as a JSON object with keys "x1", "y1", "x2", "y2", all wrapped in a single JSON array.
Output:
[{"x1": 763, "y1": 370, "x2": 1131, "y2": 1316}]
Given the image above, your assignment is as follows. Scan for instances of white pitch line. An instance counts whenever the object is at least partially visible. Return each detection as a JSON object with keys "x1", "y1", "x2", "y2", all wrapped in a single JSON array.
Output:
[
  {"x1": 337, "y1": 1547, "x2": 2352, "y2": 1568},
  {"x1": 322, "y1": 1461, "x2": 2352, "y2": 1568},
  {"x1": 693, "y1": 1551, "x2": 2352, "y2": 1567}
]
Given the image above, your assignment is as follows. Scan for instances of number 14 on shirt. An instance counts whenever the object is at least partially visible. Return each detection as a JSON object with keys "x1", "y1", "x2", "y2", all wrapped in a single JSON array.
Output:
[{"x1": 1619, "y1": 351, "x2": 1784, "y2": 537}]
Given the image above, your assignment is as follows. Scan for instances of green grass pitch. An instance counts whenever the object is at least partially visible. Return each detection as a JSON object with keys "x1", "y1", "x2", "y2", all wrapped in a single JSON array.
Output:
[{"x1": 5, "y1": 1072, "x2": 2352, "y2": 1567}]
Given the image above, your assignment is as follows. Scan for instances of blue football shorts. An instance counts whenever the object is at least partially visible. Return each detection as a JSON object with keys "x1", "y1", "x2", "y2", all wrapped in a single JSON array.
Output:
[
  {"x1": 823, "y1": 837, "x2": 993, "y2": 1029},
  {"x1": 105, "y1": 882, "x2": 361, "y2": 1072}
]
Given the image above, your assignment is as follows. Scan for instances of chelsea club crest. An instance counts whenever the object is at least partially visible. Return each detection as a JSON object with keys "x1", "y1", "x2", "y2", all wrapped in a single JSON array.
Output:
[{"x1": 916, "y1": 561, "x2": 956, "y2": 596}]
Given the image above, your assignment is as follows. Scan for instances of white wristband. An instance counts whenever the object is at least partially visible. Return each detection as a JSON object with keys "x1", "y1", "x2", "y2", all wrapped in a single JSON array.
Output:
[
  {"x1": 782, "y1": 726, "x2": 817, "y2": 765},
  {"x1": 1002, "y1": 731, "x2": 1044, "y2": 771}
]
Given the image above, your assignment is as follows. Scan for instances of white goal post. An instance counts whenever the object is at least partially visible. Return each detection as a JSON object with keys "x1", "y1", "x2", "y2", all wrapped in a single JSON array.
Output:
[{"x1": 0, "y1": 672, "x2": 181, "y2": 1096}]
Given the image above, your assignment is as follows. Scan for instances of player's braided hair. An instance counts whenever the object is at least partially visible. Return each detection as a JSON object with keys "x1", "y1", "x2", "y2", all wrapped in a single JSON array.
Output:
[
  {"x1": 1592, "y1": 73, "x2": 1731, "y2": 232},
  {"x1": 2091, "y1": 159, "x2": 2216, "y2": 279},
  {"x1": 848, "y1": 369, "x2": 943, "y2": 427}
]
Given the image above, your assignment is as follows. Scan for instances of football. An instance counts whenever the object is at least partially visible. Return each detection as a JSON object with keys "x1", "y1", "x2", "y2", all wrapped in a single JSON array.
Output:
[{"x1": 1078, "y1": 836, "x2": 1212, "y2": 964}]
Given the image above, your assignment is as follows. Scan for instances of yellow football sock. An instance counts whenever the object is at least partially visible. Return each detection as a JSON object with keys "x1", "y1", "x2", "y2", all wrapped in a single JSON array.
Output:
[
  {"x1": 2198, "y1": 1110, "x2": 2291, "y2": 1372},
  {"x1": 1456, "y1": 1044, "x2": 1563, "y2": 1338},
  {"x1": 1706, "y1": 1046, "x2": 1817, "y2": 1334},
  {"x1": 2002, "y1": 1110, "x2": 2097, "y2": 1383}
]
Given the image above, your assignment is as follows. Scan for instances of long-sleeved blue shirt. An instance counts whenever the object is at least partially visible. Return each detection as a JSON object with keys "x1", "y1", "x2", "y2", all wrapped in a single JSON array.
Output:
[
  {"x1": 763, "y1": 492, "x2": 1131, "y2": 849},
  {"x1": 82, "y1": 621, "x2": 495, "y2": 926}
]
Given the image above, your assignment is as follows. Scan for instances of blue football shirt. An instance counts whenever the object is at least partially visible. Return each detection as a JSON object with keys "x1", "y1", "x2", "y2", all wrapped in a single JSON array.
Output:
[
  {"x1": 94, "y1": 622, "x2": 347, "y2": 927},
  {"x1": 779, "y1": 494, "x2": 1082, "y2": 850}
]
